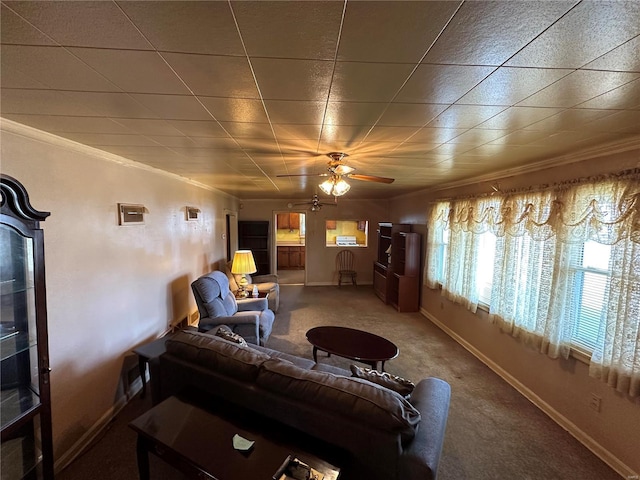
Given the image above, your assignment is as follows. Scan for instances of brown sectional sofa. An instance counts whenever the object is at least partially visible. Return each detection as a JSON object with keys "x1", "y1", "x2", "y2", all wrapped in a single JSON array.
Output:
[{"x1": 151, "y1": 330, "x2": 451, "y2": 480}]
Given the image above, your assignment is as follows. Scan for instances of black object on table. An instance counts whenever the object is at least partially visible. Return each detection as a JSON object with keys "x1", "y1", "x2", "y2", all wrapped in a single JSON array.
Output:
[
  {"x1": 129, "y1": 388, "x2": 342, "y2": 480},
  {"x1": 306, "y1": 326, "x2": 399, "y2": 372}
]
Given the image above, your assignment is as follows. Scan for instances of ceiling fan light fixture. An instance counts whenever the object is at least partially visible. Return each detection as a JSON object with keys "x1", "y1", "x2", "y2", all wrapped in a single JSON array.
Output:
[{"x1": 319, "y1": 176, "x2": 350, "y2": 196}]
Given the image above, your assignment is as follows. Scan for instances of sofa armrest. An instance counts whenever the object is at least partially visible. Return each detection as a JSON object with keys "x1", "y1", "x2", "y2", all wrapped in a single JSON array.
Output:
[
  {"x1": 237, "y1": 297, "x2": 269, "y2": 311},
  {"x1": 398, "y1": 377, "x2": 451, "y2": 480}
]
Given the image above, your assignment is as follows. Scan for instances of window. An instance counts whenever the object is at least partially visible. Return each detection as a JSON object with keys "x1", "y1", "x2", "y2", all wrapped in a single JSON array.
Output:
[
  {"x1": 568, "y1": 241, "x2": 611, "y2": 352},
  {"x1": 476, "y1": 232, "x2": 496, "y2": 306}
]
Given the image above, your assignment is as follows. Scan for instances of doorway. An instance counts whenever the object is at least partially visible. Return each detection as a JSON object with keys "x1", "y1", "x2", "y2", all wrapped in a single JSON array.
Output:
[{"x1": 274, "y1": 211, "x2": 306, "y2": 285}]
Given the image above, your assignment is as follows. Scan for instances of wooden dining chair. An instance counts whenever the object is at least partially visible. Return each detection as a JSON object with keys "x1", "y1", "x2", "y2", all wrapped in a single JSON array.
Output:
[{"x1": 336, "y1": 250, "x2": 357, "y2": 288}]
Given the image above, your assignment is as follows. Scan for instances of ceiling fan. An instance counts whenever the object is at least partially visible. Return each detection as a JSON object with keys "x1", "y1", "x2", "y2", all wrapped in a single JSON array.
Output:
[
  {"x1": 278, "y1": 152, "x2": 395, "y2": 196},
  {"x1": 289, "y1": 194, "x2": 337, "y2": 212}
]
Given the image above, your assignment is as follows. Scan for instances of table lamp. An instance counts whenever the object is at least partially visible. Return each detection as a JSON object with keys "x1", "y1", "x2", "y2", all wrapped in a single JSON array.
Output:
[{"x1": 231, "y1": 250, "x2": 257, "y2": 298}]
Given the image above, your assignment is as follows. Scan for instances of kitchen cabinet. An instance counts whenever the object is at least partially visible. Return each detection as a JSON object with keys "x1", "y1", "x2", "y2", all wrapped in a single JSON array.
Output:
[
  {"x1": 1, "y1": 174, "x2": 54, "y2": 480},
  {"x1": 277, "y1": 246, "x2": 305, "y2": 269},
  {"x1": 276, "y1": 213, "x2": 300, "y2": 230}
]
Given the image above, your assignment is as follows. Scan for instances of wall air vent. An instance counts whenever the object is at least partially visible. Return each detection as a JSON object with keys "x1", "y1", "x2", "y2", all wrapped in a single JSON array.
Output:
[{"x1": 118, "y1": 203, "x2": 145, "y2": 225}]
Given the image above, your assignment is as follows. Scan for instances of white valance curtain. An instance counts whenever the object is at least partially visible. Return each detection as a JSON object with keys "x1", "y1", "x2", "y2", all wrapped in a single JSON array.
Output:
[{"x1": 426, "y1": 170, "x2": 640, "y2": 397}]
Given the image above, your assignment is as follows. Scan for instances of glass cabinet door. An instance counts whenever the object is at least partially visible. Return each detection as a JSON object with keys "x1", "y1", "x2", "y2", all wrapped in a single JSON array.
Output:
[{"x1": 1, "y1": 175, "x2": 53, "y2": 480}]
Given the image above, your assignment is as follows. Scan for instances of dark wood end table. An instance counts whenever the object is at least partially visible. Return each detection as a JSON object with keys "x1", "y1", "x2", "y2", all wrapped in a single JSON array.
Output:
[
  {"x1": 129, "y1": 390, "x2": 342, "y2": 480},
  {"x1": 306, "y1": 326, "x2": 399, "y2": 372}
]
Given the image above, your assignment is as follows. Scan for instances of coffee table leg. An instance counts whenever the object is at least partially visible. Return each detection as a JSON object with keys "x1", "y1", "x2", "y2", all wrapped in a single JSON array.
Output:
[
  {"x1": 312, "y1": 346, "x2": 318, "y2": 363},
  {"x1": 136, "y1": 435, "x2": 150, "y2": 480}
]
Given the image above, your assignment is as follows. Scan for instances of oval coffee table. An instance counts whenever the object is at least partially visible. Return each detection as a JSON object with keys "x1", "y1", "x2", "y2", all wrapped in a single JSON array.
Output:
[{"x1": 306, "y1": 326, "x2": 398, "y2": 372}]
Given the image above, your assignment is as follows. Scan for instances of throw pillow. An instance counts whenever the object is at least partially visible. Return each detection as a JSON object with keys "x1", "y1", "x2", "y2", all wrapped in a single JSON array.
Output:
[
  {"x1": 350, "y1": 364, "x2": 415, "y2": 398},
  {"x1": 215, "y1": 325, "x2": 247, "y2": 346}
]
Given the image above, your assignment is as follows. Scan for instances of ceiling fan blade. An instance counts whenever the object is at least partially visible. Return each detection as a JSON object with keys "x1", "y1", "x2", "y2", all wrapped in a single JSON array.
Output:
[{"x1": 348, "y1": 174, "x2": 395, "y2": 184}]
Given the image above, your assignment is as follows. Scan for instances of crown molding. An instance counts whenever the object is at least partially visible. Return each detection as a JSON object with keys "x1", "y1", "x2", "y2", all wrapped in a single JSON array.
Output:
[{"x1": 0, "y1": 118, "x2": 239, "y2": 201}]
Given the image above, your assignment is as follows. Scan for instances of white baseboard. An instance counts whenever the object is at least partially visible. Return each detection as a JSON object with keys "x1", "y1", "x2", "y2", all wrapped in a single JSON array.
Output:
[
  {"x1": 300, "y1": 282, "x2": 373, "y2": 287},
  {"x1": 421, "y1": 308, "x2": 637, "y2": 480},
  {"x1": 54, "y1": 379, "x2": 143, "y2": 474}
]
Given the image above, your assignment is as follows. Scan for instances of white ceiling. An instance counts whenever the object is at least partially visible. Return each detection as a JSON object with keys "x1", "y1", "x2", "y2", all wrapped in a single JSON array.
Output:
[{"x1": 1, "y1": 1, "x2": 639, "y2": 200}]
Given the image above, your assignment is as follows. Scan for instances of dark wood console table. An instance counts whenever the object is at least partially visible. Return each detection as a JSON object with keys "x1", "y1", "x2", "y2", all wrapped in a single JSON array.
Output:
[{"x1": 129, "y1": 390, "x2": 342, "y2": 480}]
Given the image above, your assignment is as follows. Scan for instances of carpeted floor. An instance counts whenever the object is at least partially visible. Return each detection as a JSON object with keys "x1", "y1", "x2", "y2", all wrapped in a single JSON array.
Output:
[{"x1": 57, "y1": 285, "x2": 620, "y2": 480}]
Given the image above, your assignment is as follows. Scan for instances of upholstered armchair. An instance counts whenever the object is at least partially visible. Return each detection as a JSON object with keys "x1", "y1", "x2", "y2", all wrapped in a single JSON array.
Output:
[
  {"x1": 224, "y1": 261, "x2": 280, "y2": 312},
  {"x1": 191, "y1": 271, "x2": 274, "y2": 346}
]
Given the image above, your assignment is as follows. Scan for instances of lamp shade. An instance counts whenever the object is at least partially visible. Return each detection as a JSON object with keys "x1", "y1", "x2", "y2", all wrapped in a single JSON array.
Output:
[
  {"x1": 319, "y1": 176, "x2": 350, "y2": 196},
  {"x1": 231, "y1": 250, "x2": 257, "y2": 275}
]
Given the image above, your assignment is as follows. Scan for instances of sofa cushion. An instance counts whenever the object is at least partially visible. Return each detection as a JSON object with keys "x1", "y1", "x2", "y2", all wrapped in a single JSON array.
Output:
[
  {"x1": 350, "y1": 364, "x2": 415, "y2": 398},
  {"x1": 166, "y1": 331, "x2": 270, "y2": 382},
  {"x1": 256, "y1": 358, "x2": 420, "y2": 437}
]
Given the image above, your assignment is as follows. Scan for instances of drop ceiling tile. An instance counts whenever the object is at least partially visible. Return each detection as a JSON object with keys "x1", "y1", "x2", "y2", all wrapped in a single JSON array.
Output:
[
  {"x1": 584, "y1": 35, "x2": 640, "y2": 72},
  {"x1": 2, "y1": 114, "x2": 131, "y2": 134},
  {"x1": 60, "y1": 133, "x2": 158, "y2": 147},
  {"x1": 1, "y1": 89, "x2": 97, "y2": 116},
  {"x1": 429, "y1": 143, "x2": 475, "y2": 156},
  {"x1": 447, "y1": 128, "x2": 506, "y2": 145},
  {"x1": 396, "y1": 65, "x2": 495, "y2": 103},
  {"x1": 69, "y1": 48, "x2": 190, "y2": 95},
  {"x1": 366, "y1": 126, "x2": 421, "y2": 142},
  {"x1": 523, "y1": 108, "x2": 619, "y2": 132},
  {"x1": 378, "y1": 103, "x2": 448, "y2": 127},
  {"x1": 0, "y1": 66, "x2": 49, "y2": 89},
  {"x1": 320, "y1": 124, "x2": 369, "y2": 143},
  {"x1": 1, "y1": 4, "x2": 56, "y2": 45},
  {"x1": 99, "y1": 145, "x2": 173, "y2": 157},
  {"x1": 324, "y1": 102, "x2": 387, "y2": 126},
  {"x1": 580, "y1": 110, "x2": 640, "y2": 133},
  {"x1": 517, "y1": 70, "x2": 640, "y2": 108},
  {"x1": 232, "y1": 1, "x2": 342, "y2": 60},
  {"x1": 488, "y1": 130, "x2": 550, "y2": 146},
  {"x1": 252, "y1": 58, "x2": 334, "y2": 101},
  {"x1": 410, "y1": 127, "x2": 467, "y2": 144},
  {"x1": 427, "y1": 105, "x2": 507, "y2": 129},
  {"x1": 577, "y1": 79, "x2": 640, "y2": 110},
  {"x1": 61, "y1": 91, "x2": 159, "y2": 118},
  {"x1": 219, "y1": 122, "x2": 275, "y2": 139},
  {"x1": 146, "y1": 136, "x2": 200, "y2": 149},
  {"x1": 165, "y1": 120, "x2": 228, "y2": 138},
  {"x1": 6, "y1": 1, "x2": 151, "y2": 50},
  {"x1": 506, "y1": 1, "x2": 640, "y2": 68},
  {"x1": 458, "y1": 67, "x2": 572, "y2": 106},
  {"x1": 330, "y1": 62, "x2": 415, "y2": 103},
  {"x1": 198, "y1": 97, "x2": 269, "y2": 123},
  {"x1": 119, "y1": 1, "x2": 243, "y2": 55},
  {"x1": 113, "y1": 118, "x2": 183, "y2": 136},
  {"x1": 163, "y1": 53, "x2": 260, "y2": 98},
  {"x1": 264, "y1": 100, "x2": 325, "y2": 125},
  {"x1": 189, "y1": 137, "x2": 239, "y2": 151},
  {"x1": 129, "y1": 94, "x2": 211, "y2": 121},
  {"x1": 424, "y1": 1, "x2": 576, "y2": 65},
  {"x1": 338, "y1": 1, "x2": 460, "y2": 63},
  {"x1": 273, "y1": 125, "x2": 322, "y2": 141},
  {"x1": 1, "y1": 46, "x2": 120, "y2": 92},
  {"x1": 477, "y1": 106, "x2": 563, "y2": 130},
  {"x1": 388, "y1": 143, "x2": 444, "y2": 158}
]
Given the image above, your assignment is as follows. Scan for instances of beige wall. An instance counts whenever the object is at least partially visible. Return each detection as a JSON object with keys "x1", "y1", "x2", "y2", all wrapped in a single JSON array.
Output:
[
  {"x1": 1, "y1": 121, "x2": 237, "y2": 468},
  {"x1": 390, "y1": 150, "x2": 640, "y2": 477},
  {"x1": 239, "y1": 199, "x2": 389, "y2": 285}
]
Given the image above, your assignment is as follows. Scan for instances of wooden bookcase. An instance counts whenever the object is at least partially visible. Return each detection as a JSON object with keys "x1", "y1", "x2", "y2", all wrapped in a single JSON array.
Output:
[
  {"x1": 388, "y1": 232, "x2": 421, "y2": 312},
  {"x1": 238, "y1": 221, "x2": 270, "y2": 276},
  {"x1": 373, "y1": 222, "x2": 411, "y2": 303}
]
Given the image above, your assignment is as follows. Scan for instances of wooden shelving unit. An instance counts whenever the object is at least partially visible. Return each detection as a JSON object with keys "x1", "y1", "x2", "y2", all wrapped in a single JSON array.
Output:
[
  {"x1": 238, "y1": 221, "x2": 270, "y2": 276},
  {"x1": 373, "y1": 222, "x2": 411, "y2": 303}
]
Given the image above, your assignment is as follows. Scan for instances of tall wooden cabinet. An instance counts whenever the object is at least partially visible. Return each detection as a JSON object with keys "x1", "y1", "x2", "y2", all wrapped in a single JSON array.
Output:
[
  {"x1": 1, "y1": 175, "x2": 54, "y2": 480},
  {"x1": 373, "y1": 223, "x2": 421, "y2": 312},
  {"x1": 238, "y1": 221, "x2": 270, "y2": 276}
]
